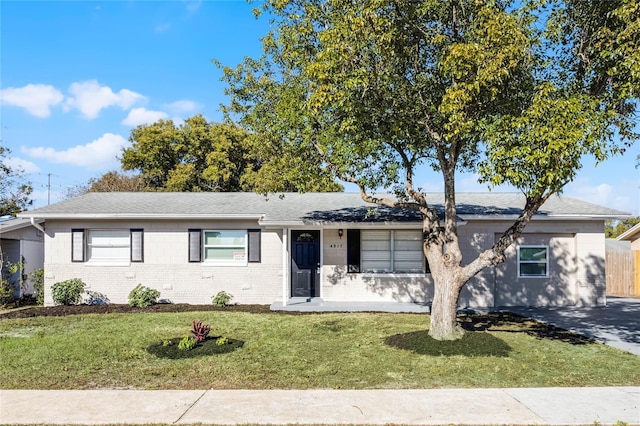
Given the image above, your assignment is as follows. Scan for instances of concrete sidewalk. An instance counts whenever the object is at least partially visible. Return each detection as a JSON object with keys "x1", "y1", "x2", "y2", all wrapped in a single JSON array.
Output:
[{"x1": 1, "y1": 387, "x2": 638, "y2": 425}]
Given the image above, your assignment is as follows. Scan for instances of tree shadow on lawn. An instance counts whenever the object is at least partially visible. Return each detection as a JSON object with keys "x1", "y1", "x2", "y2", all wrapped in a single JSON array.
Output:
[
  {"x1": 385, "y1": 330, "x2": 512, "y2": 357},
  {"x1": 385, "y1": 313, "x2": 596, "y2": 357},
  {"x1": 459, "y1": 312, "x2": 597, "y2": 345},
  {"x1": 147, "y1": 337, "x2": 244, "y2": 359}
]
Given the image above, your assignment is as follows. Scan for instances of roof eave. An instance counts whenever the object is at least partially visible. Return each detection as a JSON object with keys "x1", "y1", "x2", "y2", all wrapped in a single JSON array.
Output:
[
  {"x1": 17, "y1": 213, "x2": 265, "y2": 220},
  {"x1": 617, "y1": 223, "x2": 640, "y2": 241},
  {"x1": 459, "y1": 214, "x2": 629, "y2": 221},
  {"x1": 0, "y1": 218, "x2": 44, "y2": 233}
]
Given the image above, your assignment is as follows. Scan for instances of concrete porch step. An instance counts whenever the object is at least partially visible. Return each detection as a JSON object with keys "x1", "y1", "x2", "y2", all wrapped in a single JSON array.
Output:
[{"x1": 270, "y1": 299, "x2": 431, "y2": 313}]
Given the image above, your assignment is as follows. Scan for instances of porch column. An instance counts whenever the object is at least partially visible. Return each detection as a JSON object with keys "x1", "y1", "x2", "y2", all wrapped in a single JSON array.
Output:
[{"x1": 282, "y1": 228, "x2": 288, "y2": 306}]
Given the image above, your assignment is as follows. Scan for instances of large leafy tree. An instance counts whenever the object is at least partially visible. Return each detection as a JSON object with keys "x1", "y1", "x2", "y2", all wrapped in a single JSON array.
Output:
[
  {"x1": 221, "y1": 0, "x2": 639, "y2": 339},
  {"x1": 0, "y1": 144, "x2": 33, "y2": 216},
  {"x1": 121, "y1": 116, "x2": 249, "y2": 191},
  {"x1": 66, "y1": 171, "x2": 149, "y2": 199},
  {"x1": 121, "y1": 115, "x2": 341, "y2": 192},
  {"x1": 606, "y1": 217, "x2": 640, "y2": 238}
]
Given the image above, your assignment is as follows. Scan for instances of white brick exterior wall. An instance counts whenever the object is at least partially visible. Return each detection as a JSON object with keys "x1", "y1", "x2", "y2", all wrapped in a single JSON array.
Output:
[
  {"x1": 42, "y1": 218, "x2": 607, "y2": 308},
  {"x1": 43, "y1": 220, "x2": 283, "y2": 306},
  {"x1": 320, "y1": 220, "x2": 606, "y2": 308}
]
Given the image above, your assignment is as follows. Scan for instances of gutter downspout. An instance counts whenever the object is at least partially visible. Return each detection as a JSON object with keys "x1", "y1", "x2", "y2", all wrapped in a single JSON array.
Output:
[
  {"x1": 30, "y1": 217, "x2": 45, "y2": 233},
  {"x1": 282, "y1": 228, "x2": 288, "y2": 307}
]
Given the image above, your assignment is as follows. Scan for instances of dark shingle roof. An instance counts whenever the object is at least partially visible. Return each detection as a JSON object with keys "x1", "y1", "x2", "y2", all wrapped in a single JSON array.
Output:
[{"x1": 18, "y1": 192, "x2": 629, "y2": 224}]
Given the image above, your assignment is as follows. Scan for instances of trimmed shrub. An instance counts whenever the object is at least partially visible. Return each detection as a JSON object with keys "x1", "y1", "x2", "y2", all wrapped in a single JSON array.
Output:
[
  {"x1": 178, "y1": 336, "x2": 196, "y2": 351},
  {"x1": 0, "y1": 261, "x2": 22, "y2": 305},
  {"x1": 30, "y1": 268, "x2": 44, "y2": 306},
  {"x1": 51, "y1": 278, "x2": 86, "y2": 306},
  {"x1": 128, "y1": 284, "x2": 160, "y2": 307},
  {"x1": 212, "y1": 290, "x2": 233, "y2": 307}
]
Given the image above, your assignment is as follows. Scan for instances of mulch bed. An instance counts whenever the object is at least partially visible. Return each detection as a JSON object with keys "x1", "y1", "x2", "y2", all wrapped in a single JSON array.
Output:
[
  {"x1": 147, "y1": 336, "x2": 245, "y2": 359},
  {"x1": 0, "y1": 304, "x2": 594, "y2": 345},
  {"x1": 0, "y1": 303, "x2": 272, "y2": 319}
]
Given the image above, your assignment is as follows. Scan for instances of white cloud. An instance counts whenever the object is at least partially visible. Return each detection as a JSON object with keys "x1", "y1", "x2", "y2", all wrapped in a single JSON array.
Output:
[
  {"x1": 171, "y1": 117, "x2": 186, "y2": 127},
  {"x1": 122, "y1": 107, "x2": 169, "y2": 126},
  {"x1": 22, "y1": 133, "x2": 129, "y2": 170},
  {"x1": 165, "y1": 100, "x2": 199, "y2": 113},
  {"x1": 0, "y1": 84, "x2": 64, "y2": 117},
  {"x1": 64, "y1": 80, "x2": 145, "y2": 119},
  {"x1": 564, "y1": 179, "x2": 638, "y2": 214},
  {"x1": 3, "y1": 156, "x2": 40, "y2": 174}
]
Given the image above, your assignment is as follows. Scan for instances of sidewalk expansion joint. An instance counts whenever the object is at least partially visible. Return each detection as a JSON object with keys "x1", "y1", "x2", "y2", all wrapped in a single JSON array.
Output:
[
  {"x1": 503, "y1": 389, "x2": 548, "y2": 425},
  {"x1": 173, "y1": 389, "x2": 208, "y2": 424}
]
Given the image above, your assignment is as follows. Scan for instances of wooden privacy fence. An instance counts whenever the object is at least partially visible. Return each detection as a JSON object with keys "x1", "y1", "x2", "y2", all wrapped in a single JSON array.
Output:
[{"x1": 606, "y1": 250, "x2": 638, "y2": 296}]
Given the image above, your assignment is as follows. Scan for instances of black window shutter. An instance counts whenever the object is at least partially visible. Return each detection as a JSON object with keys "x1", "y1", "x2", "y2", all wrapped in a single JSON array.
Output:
[
  {"x1": 188, "y1": 229, "x2": 202, "y2": 262},
  {"x1": 247, "y1": 229, "x2": 261, "y2": 263},
  {"x1": 425, "y1": 257, "x2": 431, "y2": 274},
  {"x1": 130, "y1": 229, "x2": 144, "y2": 262},
  {"x1": 71, "y1": 229, "x2": 85, "y2": 262},
  {"x1": 347, "y1": 229, "x2": 361, "y2": 273}
]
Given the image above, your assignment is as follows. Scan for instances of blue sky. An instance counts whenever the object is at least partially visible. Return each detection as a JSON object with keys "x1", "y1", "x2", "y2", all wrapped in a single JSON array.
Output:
[{"x1": 1, "y1": 0, "x2": 639, "y2": 215}]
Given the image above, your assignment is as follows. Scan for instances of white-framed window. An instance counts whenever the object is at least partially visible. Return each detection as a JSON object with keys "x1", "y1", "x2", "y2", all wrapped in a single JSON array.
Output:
[
  {"x1": 204, "y1": 230, "x2": 247, "y2": 263},
  {"x1": 518, "y1": 245, "x2": 549, "y2": 278},
  {"x1": 87, "y1": 229, "x2": 130, "y2": 263},
  {"x1": 360, "y1": 230, "x2": 424, "y2": 273},
  {"x1": 189, "y1": 229, "x2": 261, "y2": 265},
  {"x1": 72, "y1": 229, "x2": 143, "y2": 264}
]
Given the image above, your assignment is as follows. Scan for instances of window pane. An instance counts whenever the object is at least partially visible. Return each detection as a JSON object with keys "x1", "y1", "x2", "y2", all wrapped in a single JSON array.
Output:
[
  {"x1": 203, "y1": 230, "x2": 247, "y2": 262},
  {"x1": 362, "y1": 239, "x2": 390, "y2": 251},
  {"x1": 204, "y1": 230, "x2": 245, "y2": 246},
  {"x1": 394, "y1": 230, "x2": 422, "y2": 241},
  {"x1": 520, "y1": 262, "x2": 547, "y2": 276},
  {"x1": 361, "y1": 260, "x2": 392, "y2": 272},
  {"x1": 89, "y1": 245, "x2": 130, "y2": 260},
  {"x1": 393, "y1": 231, "x2": 423, "y2": 272},
  {"x1": 87, "y1": 230, "x2": 129, "y2": 261},
  {"x1": 362, "y1": 230, "x2": 390, "y2": 241},
  {"x1": 205, "y1": 247, "x2": 246, "y2": 261},
  {"x1": 89, "y1": 230, "x2": 129, "y2": 245},
  {"x1": 393, "y1": 261, "x2": 424, "y2": 273},
  {"x1": 362, "y1": 251, "x2": 391, "y2": 262},
  {"x1": 362, "y1": 230, "x2": 391, "y2": 272},
  {"x1": 361, "y1": 229, "x2": 424, "y2": 273},
  {"x1": 394, "y1": 239, "x2": 422, "y2": 251},
  {"x1": 519, "y1": 247, "x2": 547, "y2": 261}
]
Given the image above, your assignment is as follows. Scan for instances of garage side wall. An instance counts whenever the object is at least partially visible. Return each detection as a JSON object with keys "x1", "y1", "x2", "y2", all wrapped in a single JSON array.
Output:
[{"x1": 320, "y1": 220, "x2": 606, "y2": 308}]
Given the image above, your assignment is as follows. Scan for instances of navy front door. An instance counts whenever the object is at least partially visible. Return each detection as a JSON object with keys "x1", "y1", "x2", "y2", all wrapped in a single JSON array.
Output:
[{"x1": 291, "y1": 230, "x2": 320, "y2": 298}]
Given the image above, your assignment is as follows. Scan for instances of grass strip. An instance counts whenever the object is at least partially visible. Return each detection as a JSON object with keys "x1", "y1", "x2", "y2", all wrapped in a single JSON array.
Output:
[{"x1": 0, "y1": 311, "x2": 638, "y2": 389}]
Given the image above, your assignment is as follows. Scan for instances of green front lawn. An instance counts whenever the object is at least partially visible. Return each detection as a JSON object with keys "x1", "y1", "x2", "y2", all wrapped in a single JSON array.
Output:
[{"x1": 0, "y1": 311, "x2": 638, "y2": 389}]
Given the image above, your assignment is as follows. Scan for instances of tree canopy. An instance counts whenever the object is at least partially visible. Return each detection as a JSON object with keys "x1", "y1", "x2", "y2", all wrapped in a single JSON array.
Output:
[
  {"x1": 0, "y1": 144, "x2": 33, "y2": 216},
  {"x1": 121, "y1": 115, "x2": 342, "y2": 192},
  {"x1": 606, "y1": 217, "x2": 640, "y2": 238},
  {"x1": 220, "y1": 0, "x2": 639, "y2": 339},
  {"x1": 66, "y1": 171, "x2": 149, "y2": 199}
]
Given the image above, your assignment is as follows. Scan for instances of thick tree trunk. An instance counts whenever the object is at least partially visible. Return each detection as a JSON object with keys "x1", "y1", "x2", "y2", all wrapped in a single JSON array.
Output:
[{"x1": 429, "y1": 273, "x2": 465, "y2": 340}]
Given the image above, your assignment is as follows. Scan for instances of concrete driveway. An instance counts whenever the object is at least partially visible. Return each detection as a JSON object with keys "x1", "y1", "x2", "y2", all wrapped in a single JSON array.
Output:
[{"x1": 507, "y1": 297, "x2": 640, "y2": 356}]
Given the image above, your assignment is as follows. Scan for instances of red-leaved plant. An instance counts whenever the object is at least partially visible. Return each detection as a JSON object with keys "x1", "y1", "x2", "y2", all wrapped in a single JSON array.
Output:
[{"x1": 191, "y1": 321, "x2": 211, "y2": 343}]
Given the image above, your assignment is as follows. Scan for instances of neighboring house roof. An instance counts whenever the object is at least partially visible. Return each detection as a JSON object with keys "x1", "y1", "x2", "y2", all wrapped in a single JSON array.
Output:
[
  {"x1": 0, "y1": 217, "x2": 44, "y2": 234},
  {"x1": 17, "y1": 192, "x2": 629, "y2": 226},
  {"x1": 617, "y1": 222, "x2": 640, "y2": 242}
]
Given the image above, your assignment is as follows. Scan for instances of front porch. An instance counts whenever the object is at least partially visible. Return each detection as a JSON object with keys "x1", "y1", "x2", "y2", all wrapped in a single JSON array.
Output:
[{"x1": 270, "y1": 298, "x2": 431, "y2": 313}]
